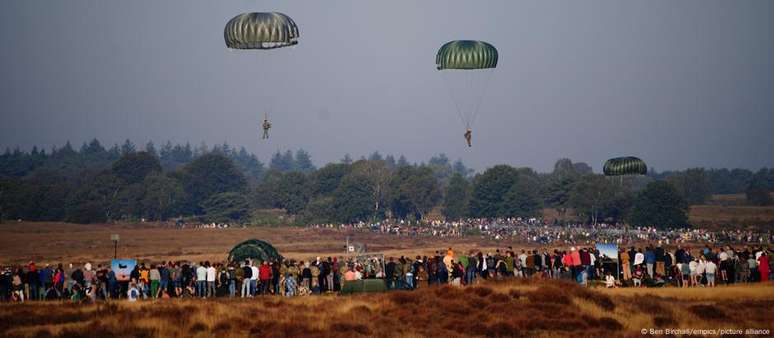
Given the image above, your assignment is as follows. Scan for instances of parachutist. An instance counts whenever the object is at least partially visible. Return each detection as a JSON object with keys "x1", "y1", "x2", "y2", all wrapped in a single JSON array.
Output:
[
  {"x1": 464, "y1": 128, "x2": 472, "y2": 147},
  {"x1": 261, "y1": 118, "x2": 272, "y2": 139}
]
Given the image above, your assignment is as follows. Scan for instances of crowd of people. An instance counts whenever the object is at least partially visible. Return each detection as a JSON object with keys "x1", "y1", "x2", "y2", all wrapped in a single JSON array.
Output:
[
  {"x1": 311, "y1": 218, "x2": 773, "y2": 246},
  {"x1": 1, "y1": 241, "x2": 770, "y2": 303}
]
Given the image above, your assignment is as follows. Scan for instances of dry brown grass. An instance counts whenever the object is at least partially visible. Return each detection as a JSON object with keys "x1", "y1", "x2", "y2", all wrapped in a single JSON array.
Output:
[
  {"x1": 2, "y1": 279, "x2": 770, "y2": 338},
  {"x1": 0, "y1": 216, "x2": 537, "y2": 266},
  {"x1": 0, "y1": 222, "x2": 513, "y2": 265},
  {"x1": 689, "y1": 205, "x2": 774, "y2": 225}
]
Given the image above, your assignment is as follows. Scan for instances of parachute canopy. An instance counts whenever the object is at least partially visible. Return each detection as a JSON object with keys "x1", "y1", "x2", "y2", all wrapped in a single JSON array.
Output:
[
  {"x1": 603, "y1": 157, "x2": 647, "y2": 176},
  {"x1": 435, "y1": 40, "x2": 498, "y2": 129},
  {"x1": 436, "y1": 40, "x2": 498, "y2": 70},
  {"x1": 224, "y1": 12, "x2": 299, "y2": 49},
  {"x1": 228, "y1": 239, "x2": 282, "y2": 263}
]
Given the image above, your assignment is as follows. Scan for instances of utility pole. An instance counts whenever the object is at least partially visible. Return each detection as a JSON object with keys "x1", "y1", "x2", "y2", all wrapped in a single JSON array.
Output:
[{"x1": 111, "y1": 234, "x2": 120, "y2": 259}]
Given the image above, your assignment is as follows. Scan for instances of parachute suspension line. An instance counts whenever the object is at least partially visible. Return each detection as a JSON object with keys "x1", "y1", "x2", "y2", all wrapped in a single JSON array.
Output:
[
  {"x1": 469, "y1": 69, "x2": 495, "y2": 128},
  {"x1": 440, "y1": 71, "x2": 469, "y2": 128},
  {"x1": 465, "y1": 70, "x2": 474, "y2": 127}
]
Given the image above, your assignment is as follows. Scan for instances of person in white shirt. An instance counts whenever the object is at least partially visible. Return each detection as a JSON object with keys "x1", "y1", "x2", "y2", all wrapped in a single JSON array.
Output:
[
  {"x1": 206, "y1": 262, "x2": 217, "y2": 298},
  {"x1": 518, "y1": 251, "x2": 528, "y2": 269},
  {"x1": 250, "y1": 263, "x2": 259, "y2": 297},
  {"x1": 605, "y1": 272, "x2": 616, "y2": 288},
  {"x1": 696, "y1": 259, "x2": 707, "y2": 287},
  {"x1": 634, "y1": 250, "x2": 645, "y2": 266},
  {"x1": 196, "y1": 263, "x2": 207, "y2": 298},
  {"x1": 704, "y1": 260, "x2": 717, "y2": 287},
  {"x1": 689, "y1": 259, "x2": 699, "y2": 287},
  {"x1": 718, "y1": 250, "x2": 729, "y2": 283}
]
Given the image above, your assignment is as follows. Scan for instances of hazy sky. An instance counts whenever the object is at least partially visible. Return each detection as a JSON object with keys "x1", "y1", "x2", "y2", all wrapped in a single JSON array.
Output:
[{"x1": 1, "y1": 1, "x2": 772, "y2": 172}]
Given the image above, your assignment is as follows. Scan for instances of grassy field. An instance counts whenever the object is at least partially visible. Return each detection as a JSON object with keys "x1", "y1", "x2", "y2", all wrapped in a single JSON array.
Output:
[
  {"x1": 689, "y1": 205, "x2": 774, "y2": 225},
  {"x1": 1, "y1": 220, "x2": 772, "y2": 337},
  {"x1": 0, "y1": 222, "x2": 507, "y2": 265},
  {"x1": 541, "y1": 194, "x2": 774, "y2": 226},
  {"x1": 0, "y1": 279, "x2": 771, "y2": 338}
]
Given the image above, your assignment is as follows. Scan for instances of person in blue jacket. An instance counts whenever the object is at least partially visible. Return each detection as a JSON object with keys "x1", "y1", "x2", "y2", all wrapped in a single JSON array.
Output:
[{"x1": 645, "y1": 246, "x2": 656, "y2": 278}]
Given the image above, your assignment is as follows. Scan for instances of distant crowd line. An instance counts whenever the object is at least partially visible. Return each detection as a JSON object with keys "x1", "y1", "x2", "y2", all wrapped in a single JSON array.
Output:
[
  {"x1": 0, "y1": 242, "x2": 770, "y2": 303},
  {"x1": 311, "y1": 218, "x2": 773, "y2": 246}
]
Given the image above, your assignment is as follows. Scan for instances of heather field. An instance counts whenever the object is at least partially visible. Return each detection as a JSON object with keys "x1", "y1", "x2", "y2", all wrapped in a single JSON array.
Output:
[
  {"x1": 1, "y1": 221, "x2": 772, "y2": 337},
  {"x1": 0, "y1": 222, "x2": 503, "y2": 265},
  {"x1": 1, "y1": 279, "x2": 772, "y2": 338}
]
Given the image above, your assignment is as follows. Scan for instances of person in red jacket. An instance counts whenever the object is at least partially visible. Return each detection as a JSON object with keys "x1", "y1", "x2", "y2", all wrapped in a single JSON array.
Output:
[
  {"x1": 758, "y1": 252, "x2": 770, "y2": 282},
  {"x1": 258, "y1": 261, "x2": 272, "y2": 295},
  {"x1": 570, "y1": 247, "x2": 582, "y2": 284}
]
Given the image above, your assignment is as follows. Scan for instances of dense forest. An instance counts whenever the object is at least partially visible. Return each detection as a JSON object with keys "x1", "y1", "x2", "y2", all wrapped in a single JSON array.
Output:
[{"x1": 0, "y1": 139, "x2": 772, "y2": 227}]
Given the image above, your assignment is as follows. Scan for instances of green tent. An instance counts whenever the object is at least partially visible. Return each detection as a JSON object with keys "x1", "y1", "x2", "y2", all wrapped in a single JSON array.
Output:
[{"x1": 228, "y1": 239, "x2": 282, "y2": 263}]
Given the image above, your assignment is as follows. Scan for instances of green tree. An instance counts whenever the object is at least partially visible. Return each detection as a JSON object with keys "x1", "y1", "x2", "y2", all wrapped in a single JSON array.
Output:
[
  {"x1": 452, "y1": 159, "x2": 474, "y2": 178},
  {"x1": 427, "y1": 153, "x2": 452, "y2": 184},
  {"x1": 111, "y1": 151, "x2": 162, "y2": 184},
  {"x1": 230, "y1": 147, "x2": 266, "y2": 183},
  {"x1": 388, "y1": 166, "x2": 441, "y2": 220},
  {"x1": 666, "y1": 168, "x2": 711, "y2": 205},
  {"x1": 253, "y1": 170, "x2": 283, "y2": 209},
  {"x1": 341, "y1": 153, "x2": 353, "y2": 165},
  {"x1": 309, "y1": 163, "x2": 351, "y2": 197},
  {"x1": 469, "y1": 165, "x2": 520, "y2": 218},
  {"x1": 178, "y1": 153, "x2": 246, "y2": 212},
  {"x1": 443, "y1": 173, "x2": 470, "y2": 220},
  {"x1": 568, "y1": 174, "x2": 631, "y2": 225},
  {"x1": 80, "y1": 139, "x2": 108, "y2": 162},
  {"x1": 351, "y1": 160, "x2": 392, "y2": 218},
  {"x1": 65, "y1": 173, "x2": 124, "y2": 223},
  {"x1": 384, "y1": 155, "x2": 397, "y2": 169},
  {"x1": 368, "y1": 151, "x2": 384, "y2": 162},
  {"x1": 120, "y1": 139, "x2": 136, "y2": 155},
  {"x1": 141, "y1": 173, "x2": 187, "y2": 220},
  {"x1": 269, "y1": 150, "x2": 295, "y2": 172},
  {"x1": 145, "y1": 141, "x2": 158, "y2": 158},
  {"x1": 300, "y1": 196, "x2": 336, "y2": 224},
  {"x1": 277, "y1": 172, "x2": 310, "y2": 214},
  {"x1": 294, "y1": 149, "x2": 316, "y2": 173},
  {"x1": 397, "y1": 155, "x2": 409, "y2": 167},
  {"x1": 542, "y1": 158, "x2": 581, "y2": 216},
  {"x1": 630, "y1": 181, "x2": 689, "y2": 228},
  {"x1": 746, "y1": 179, "x2": 772, "y2": 206},
  {"x1": 201, "y1": 192, "x2": 250, "y2": 223},
  {"x1": 502, "y1": 170, "x2": 542, "y2": 218},
  {"x1": 333, "y1": 173, "x2": 375, "y2": 222}
]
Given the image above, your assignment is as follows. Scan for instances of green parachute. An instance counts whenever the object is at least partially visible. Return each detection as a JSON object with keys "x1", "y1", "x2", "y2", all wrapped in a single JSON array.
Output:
[
  {"x1": 224, "y1": 12, "x2": 299, "y2": 49},
  {"x1": 436, "y1": 40, "x2": 498, "y2": 70},
  {"x1": 228, "y1": 239, "x2": 283, "y2": 263},
  {"x1": 436, "y1": 40, "x2": 498, "y2": 129},
  {"x1": 603, "y1": 157, "x2": 648, "y2": 176},
  {"x1": 224, "y1": 12, "x2": 299, "y2": 138}
]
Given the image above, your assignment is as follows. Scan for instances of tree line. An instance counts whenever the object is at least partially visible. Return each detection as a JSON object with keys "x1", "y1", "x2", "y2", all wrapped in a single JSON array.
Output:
[{"x1": 0, "y1": 140, "x2": 772, "y2": 227}]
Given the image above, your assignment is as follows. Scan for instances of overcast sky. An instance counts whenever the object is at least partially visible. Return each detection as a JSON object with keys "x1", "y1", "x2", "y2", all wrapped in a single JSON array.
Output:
[{"x1": 1, "y1": 1, "x2": 772, "y2": 172}]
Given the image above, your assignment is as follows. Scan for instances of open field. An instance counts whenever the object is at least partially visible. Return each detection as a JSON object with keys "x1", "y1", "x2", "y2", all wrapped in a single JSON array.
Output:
[
  {"x1": 0, "y1": 222, "x2": 508, "y2": 265},
  {"x1": 542, "y1": 198, "x2": 774, "y2": 226},
  {"x1": 689, "y1": 205, "x2": 774, "y2": 225},
  {"x1": 0, "y1": 279, "x2": 771, "y2": 338}
]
